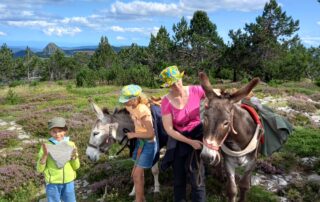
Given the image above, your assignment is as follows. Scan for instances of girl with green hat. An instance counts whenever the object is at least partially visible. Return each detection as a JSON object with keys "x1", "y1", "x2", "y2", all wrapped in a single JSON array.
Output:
[
  {"x1": 119, "y1": 84, "x2": 157, "y2": 202},
  {"x1": 159, "y1": 66, "x2": 206, "y2": 202}
]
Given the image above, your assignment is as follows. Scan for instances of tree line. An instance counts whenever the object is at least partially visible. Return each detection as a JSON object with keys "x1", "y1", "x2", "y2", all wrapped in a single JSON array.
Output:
[{"x1": 1, "y1": 0, "x2": 320, "y2": 87}]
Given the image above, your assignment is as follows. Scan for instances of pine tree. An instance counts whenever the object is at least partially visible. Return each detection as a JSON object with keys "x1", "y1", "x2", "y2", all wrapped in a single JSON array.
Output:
[
  {"x1": 189, "y1": 11, "x2": 224, "y2": 71},
  {"x1": 244, "y1": 0, "x2": 299, "y2": 81},
  {"x1": 89, "y1": 36, "x2": 116, "y2": 70},
  {"x1": 147, "y1": 26, "x2": 173, "y2": 73},
  {"x1": 0, "y1": 43, "x2": 14, "y2": 83}
]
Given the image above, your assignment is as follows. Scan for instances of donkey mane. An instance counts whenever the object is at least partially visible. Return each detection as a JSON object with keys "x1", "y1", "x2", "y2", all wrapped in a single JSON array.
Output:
[
  {"x1": 102, "y1": 107, "x2": 129, "y2": 115},
  {"x1": 219, "y1": 90, "x2": 233, "y2": 99}
]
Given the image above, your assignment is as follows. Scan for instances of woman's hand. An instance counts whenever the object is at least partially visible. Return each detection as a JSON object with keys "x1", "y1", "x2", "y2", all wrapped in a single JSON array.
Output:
[
  {"x1": 189, "y1": 139, "x2": 203, "y2": 150},
  {"x1": 126, "y1": 132, "x2": 136, "y2": 139}
]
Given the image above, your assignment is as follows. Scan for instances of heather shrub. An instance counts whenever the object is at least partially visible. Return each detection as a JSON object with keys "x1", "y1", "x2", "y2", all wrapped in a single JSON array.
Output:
[
  {"x1": 0, "y1": 164, "x2": 43, "y2": 197},
  {"x1": 0, "y1": 131, "x2": 18, "y2": 148},
  {"x1": 289, "y1": 113, "x2": 311, "y2": 126},
  {"x1": 287, "y1": 98, "x2": 317, "y2": 113},
  {"x1": 310, "y1": 93, "x2": 320, "y2": 102}
]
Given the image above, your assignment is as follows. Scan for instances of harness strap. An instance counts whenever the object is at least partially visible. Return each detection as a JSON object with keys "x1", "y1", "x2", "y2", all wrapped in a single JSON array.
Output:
[
  {"x1": 221, "y1": 124, "x2": 261, "y2": 157},
  {"x1": 241, "y1": 104, "x2": 264, "y2": 144},
  {"x1": 188, "y1": 150, "x2": 204, "y2": 187},
  {"x1": 221, "y1": 104, "x2": 264, "y2": 157},
  {"x1": 131, "y1": 139, "x2": 146, "y2": 177}
]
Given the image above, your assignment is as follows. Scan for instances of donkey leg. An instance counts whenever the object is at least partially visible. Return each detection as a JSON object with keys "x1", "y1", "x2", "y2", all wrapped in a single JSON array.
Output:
[
  {"x1": 129, "y1": 185, "x2": 135, "y2": 196},
  {"x1": 151, "y1": 162, "x2": 160, "y2": 193},
  {"x1": 225, "y1": 160, "x2": 237, "y2": 202},
  {"x1": 238, "y1": 160, "x2": 255, "y2": 202}
]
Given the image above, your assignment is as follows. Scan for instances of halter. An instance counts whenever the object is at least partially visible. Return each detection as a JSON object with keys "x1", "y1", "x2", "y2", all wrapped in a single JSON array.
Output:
[
  {"x1": 87, "y1": 125, "x2": 115, "y2": 153},
  {"x1": 202, "y1": 108, "x2": 235, "y2": 151}
]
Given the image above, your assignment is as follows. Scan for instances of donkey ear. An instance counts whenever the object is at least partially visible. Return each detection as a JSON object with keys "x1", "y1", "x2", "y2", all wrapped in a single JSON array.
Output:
[
  {"x1": 230, "y1": 78, "x2": 260, "y2": 103},
  {"x1": 199, "y1": 72, "x2": 219, "y2": 100},
  {"x1": 88, "y1": 98, "x2": 105, "y2": 120}
]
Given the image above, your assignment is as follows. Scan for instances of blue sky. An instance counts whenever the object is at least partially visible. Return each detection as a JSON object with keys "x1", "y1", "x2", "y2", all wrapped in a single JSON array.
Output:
[{"x1": 0, "y1": 0, "x2": 319, "y2": 49}]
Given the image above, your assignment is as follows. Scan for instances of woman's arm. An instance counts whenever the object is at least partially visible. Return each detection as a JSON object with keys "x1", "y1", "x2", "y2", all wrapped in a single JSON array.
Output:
[{"x1": 162, "y1": 114, "x2": 202, "y2": 150}]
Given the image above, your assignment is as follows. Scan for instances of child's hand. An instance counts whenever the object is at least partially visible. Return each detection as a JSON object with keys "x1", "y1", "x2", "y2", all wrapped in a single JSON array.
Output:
[
  {"x1": 126, "y1": 132, "x2": 136, "y2": 139},
  {"x1": 71, "y1": 147, "x2": 78, "y2": 160},
  {"x1": 40, "y1": 144, "x2": 48, "y2": 164},
  {"x1": 42, "y1": 143, "x2": 48, "y2": 157}
]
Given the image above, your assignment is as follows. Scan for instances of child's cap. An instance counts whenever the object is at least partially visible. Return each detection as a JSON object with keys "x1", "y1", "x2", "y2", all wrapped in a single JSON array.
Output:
[
  {"x1": 119, "y1": 84, "x2": 142, "y2": 103},
  {"x1": 48, "y1": 117, "x2": 67, "y2": 130}
]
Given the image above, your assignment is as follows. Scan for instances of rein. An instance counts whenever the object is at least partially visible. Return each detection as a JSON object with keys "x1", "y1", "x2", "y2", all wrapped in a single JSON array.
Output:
[
  {"x1": 88, "y1": 124, "x2": 132, "y2": 155},
  {"x1": 188, "y1": 149, "x2": 204, "y2": 187},
  {"x1": 115, "y1": 128, "x2": 131, "y2": 156}
]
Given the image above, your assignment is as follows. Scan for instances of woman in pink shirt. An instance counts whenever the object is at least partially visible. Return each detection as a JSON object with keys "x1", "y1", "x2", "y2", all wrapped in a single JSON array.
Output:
[{"x1": 160, "y1": 66, "x2": 206, "y2": 202}]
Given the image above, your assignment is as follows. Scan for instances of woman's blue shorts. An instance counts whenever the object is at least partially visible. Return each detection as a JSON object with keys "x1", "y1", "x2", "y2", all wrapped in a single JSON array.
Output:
[{"x1": 132, "y1": 140, "x2": 157, "y2": 169}]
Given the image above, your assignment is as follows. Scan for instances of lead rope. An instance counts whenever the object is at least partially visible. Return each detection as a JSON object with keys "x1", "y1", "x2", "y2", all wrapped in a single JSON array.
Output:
[{"x1": 188, "y1": 149, "x2": 203, "y2": 187}]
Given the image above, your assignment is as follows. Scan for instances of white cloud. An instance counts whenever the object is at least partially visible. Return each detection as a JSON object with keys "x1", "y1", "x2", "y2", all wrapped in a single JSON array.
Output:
[
  {"x1": 7, "y1": 20, "x2": 55, "y2": 27},
  {"x1": 301, "y1": 36, "x2": 320, "y2": 46},
  {"x1": 43, "y1": 26, "x2": 82, "y2": 36},
  {"x1": 110, "y1": 25, "x2": 160, "y2": 37},
  {"x1": 116, "y1": 36, "x2": 126, "y2": 41},
  {"x1": 110, "y1": 1, "x2": 180, "y2": 16},
  {"x1": 21, "y1": 10, "x2": 34, "y2": 17},
  {"x1": 151, "y1": 26, "x2": 159, "y2": 36},
  {"x1": 179, "y1": 0, "x2": 269, "y2": 12},
  {"x1": 61, "y1": 17, "x2": 88, "y2": 24},
  {"x1": 0, "y1": 31, "x2": 6, "y2": 36},
  {"x1": 110, "y1": 25, "x2": 144, "y2": 33}
]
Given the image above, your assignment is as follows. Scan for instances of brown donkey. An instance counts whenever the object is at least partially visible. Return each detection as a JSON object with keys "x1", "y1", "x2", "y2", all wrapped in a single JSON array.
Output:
[{"x1": 199, "y1": 72, "x2": 261, "y2": 202}]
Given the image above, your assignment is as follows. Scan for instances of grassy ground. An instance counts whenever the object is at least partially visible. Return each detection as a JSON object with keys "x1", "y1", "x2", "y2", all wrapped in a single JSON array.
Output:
[{"x1": 0, "y1": 80, "x2": 319, "y2": 202}]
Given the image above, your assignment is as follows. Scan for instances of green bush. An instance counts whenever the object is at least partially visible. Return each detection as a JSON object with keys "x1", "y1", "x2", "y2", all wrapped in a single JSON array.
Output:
[
  {"x1": 29, "y1": 80, "x2": 39, "y2": 87},
  {"x1": 247, "y1": 186, "x2": 278, "y2": 202},
  {"x1": 76, "y1": 68, "x2": 97, "y2": 87},
  {"x1": 219, "y1": 68, "x2": 233, "y2": 80},
  {"x1": 241, "y1": 77, "x2": 249, "y2": 84},
  {"x1": 315, "y1": 78, "x2": 320, "y2": 87},
  {"x1": 8, "y1": 80, "x2": 25, "y2": 87},
  {"x1": 4, "y1": 89, "x2": 23, "y2": 105},
  {"x1": 283, "y1": 127, "x2": 320, "y2": 157}
]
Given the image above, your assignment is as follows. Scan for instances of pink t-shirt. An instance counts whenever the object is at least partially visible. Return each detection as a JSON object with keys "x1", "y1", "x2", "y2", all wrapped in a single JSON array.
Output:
[{"x1": 161, "y1": 85, "x2": 205, "y2": 132}]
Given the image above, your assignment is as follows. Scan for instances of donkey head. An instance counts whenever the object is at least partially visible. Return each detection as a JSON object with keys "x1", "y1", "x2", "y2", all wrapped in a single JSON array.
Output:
[
  {"x1": 199, "y1": 72, "x2": 259, "y2": 165},
  {"x1": 86, "y1": 99, "x2": 134, "y2": 162}
]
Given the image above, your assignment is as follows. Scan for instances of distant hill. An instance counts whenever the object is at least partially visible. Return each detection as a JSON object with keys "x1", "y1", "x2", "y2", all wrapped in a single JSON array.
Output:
[
  {"x1": 42, "y1": 42, "x2": 62, "y2": 56},
  {"x1": 12, "y1": 44, "x2": 127, "y2": 58}
]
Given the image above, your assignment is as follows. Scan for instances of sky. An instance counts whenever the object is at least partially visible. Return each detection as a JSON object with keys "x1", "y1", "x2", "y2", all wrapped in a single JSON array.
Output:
[{"x1": 0, "y1": 0, "x2": 319, "y2": 49}]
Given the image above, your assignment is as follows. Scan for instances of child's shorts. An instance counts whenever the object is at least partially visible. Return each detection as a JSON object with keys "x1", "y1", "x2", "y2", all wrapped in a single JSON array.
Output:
[{"x1": 132, "y1": 140, "x2": 157, "y2": 169}]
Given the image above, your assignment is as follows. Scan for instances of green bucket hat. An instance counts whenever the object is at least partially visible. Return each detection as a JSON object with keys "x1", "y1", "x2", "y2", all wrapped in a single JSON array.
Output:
[
  {"x1": 119, "y1": 84, "x2": 142, "y2": 103},
  {"x1": 48, "y1": 117, "x2": 67, "y2": 130},
  {"x1": 159, "y1": 65, "x2": 184, "y2": 88}
]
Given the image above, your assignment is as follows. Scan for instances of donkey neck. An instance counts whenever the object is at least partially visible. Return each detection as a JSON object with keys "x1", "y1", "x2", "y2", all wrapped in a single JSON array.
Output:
[
  {"x1": 225, "y1": 104, "x2": 257, "y2": 151},
  {"x1": 112, "y1": 112, "x2": 134, "y2": 141}
]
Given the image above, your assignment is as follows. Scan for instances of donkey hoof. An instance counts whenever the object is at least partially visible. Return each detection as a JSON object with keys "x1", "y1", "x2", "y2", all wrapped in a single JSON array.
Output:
[
  {"x1": 129, "y1": 191, "x2": 135, "y2": 196},
  {"x1": 153, "y1": 186, "x2": 160, "y2": 193}
]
